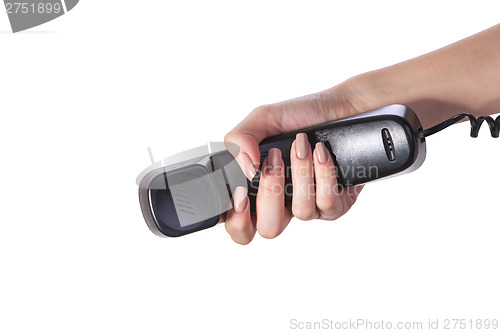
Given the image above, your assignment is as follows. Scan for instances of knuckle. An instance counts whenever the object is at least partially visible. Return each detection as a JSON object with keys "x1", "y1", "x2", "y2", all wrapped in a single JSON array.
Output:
[
  {"x1": 252, "y1": 104, "x2": 272, "y2": 116},
  {"x1": 321, "y1": 214, "x2": 341, "y2": 222},
  {"x1": 261, "y1": 182, "x2": 283, "y2": 196},
  {"x1": 258, "y1": 229, "x2": 279, "y2": 239},
  {"x1": 252, "y1": 104, "x2": 280, "y2": 126},
  {"x1": 257, "y1": 223, "x2": 282, "y2": 239},
  {"x1": 233, "y1": 238, "x2": 252, "y2": 245},
  {"x1": 225, "y1": 221, "x2": 248, "y2": 235},
  {"x1": 224, "y1": 131, "x2": 235, "y2": 144},
  {"x1": 318, "y1": 199, "x2": 337, "y2": 212},
  {"x1": 292, "y1": 205, "x2": 318, "y2": 221},
  {"x1": 295, "y1": 164, "x2": 312, "y2": 177},
  {"x1": 316, "y1": 164, "x2": 336, "y2": 179},
  {"x1": 232, "y1": 236, "x2": 252, "y2": 246},
  {"x1": 293, "y1": 182, "x2": 316, "y2": 199},
  {"x1": 317, "y1": 198, "x2": 345, "y2": 221}
]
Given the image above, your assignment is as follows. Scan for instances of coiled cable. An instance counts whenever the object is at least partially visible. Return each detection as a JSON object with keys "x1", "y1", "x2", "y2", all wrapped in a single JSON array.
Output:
[{"x1": 422, "y1": 113, "x2": 500, "y2": 138}]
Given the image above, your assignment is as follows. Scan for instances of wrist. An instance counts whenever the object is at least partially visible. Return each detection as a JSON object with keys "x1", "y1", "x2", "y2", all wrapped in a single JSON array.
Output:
[
  {"x1": 341, "y1": 58, "x2": 450, "y2": 128},
  {"x1": 344, "y1": 62, "x2": 435, "y2": 111}
]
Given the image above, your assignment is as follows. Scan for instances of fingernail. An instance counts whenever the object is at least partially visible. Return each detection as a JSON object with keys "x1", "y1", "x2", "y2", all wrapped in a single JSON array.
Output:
[
  {"x1": 233, "y1": 186, "x2": 248, "y2": 213},
  {"x1": 315, "y1": 142, "x2": 329, "y2": 164},
  {"x1": 296, "y1": 133, "x2": 310, "y2": 159},
  {"x1": 237, "y1": 152, "x2": 257, "y2": 180},
  {"x1": 266, "y1": 148, "x2": 282, "y2": 175}
]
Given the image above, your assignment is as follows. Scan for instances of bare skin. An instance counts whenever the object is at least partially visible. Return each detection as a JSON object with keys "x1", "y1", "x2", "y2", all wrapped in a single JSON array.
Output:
[{"x1": 224, "y1": 23, "x2": 500, "y2": 245}]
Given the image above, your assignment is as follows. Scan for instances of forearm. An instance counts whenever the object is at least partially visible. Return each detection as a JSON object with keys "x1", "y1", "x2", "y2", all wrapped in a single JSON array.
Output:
[{"x1": 345, "y1": 23, "x2": 500, "y2": 129}]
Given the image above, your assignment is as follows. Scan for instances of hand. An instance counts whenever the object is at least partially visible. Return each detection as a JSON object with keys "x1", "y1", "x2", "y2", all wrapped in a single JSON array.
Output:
[
  {"x1": 224, "y1": 81, "x2": 368, "y2": 244},
  {"x1": 225, "y1": 22, "x2": 500, "y2": 245}
]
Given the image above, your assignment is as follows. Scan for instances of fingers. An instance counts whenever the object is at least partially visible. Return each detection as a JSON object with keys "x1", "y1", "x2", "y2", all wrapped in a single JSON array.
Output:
[
  {"x1": 225, "y1": 186, "x2": 256, "y2": 245},
  {"x1": 290, "y1": 134, "x2": 318, "y2": 220},
  {"x1": 225, "y1": 140, "x2": 364, "y2": 244},
  {"x1": 255, "y1": 148, "x2": 292, "y2": 239},
  {"x1": 225, "y1": 131, "x2": 260, "y2": 180},
  {"x1": 222, "y1": 91, "x2": 368, "y2": 244},
  {"x1": 225, "y1": 148, "x2": 293, "y2": 243},
  {"x1": 290, "y1": 137, "x2": 363, "y2": 221},
  {"x1": 224, "y1": 106, "x2": 277, "y2": 181},
  {"x1": 312, "y1": 141, "x2": 364, "y2": 220},
  {"x1": 223, "y1": 98, "x2": 350, "y2": 181},
  {"x1": 312, "y1": 142, "x2": 343, "y2": 220}
]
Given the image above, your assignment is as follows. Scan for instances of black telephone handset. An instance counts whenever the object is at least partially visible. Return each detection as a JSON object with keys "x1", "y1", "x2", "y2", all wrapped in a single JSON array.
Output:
[
  {"x1": 247, "y1": 104, "x2": 426, "y2": 211},
  {"x1": 137, "y1": 104, "x2": 498, "y2": 237}
]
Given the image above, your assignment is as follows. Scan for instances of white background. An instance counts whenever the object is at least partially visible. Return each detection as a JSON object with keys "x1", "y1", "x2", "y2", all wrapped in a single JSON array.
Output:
[{"x1": 1, "y1": 1, "x2": 499, "y2": 332}]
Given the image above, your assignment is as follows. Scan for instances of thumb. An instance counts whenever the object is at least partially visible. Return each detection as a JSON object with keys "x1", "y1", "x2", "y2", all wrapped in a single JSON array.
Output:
[
  {"x1": 225, "y1": 130, "x2": 261, "y2": 180},
  {"x1": 225, "y1": 105, "x2": 282, "y2": 180}
]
